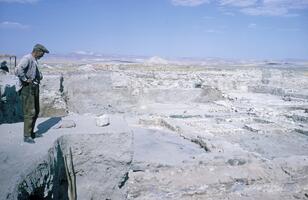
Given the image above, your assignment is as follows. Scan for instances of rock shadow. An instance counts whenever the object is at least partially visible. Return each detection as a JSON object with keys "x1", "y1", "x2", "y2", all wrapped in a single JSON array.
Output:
[
  {"x1": 36, "y1": 117, "x2": 62, "y2": 135},
  {"x1": 0, "y1": 85, "x2": 23, "y2": 124}
]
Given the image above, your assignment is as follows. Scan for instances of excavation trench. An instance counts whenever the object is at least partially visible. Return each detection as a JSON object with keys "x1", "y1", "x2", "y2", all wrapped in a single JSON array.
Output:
[
  {"x1": 15, "y1": 140, "x2": 71, "y2": 200},
  {"x1": 10, "y1": 133, "x2": 134, "y2": 200}
]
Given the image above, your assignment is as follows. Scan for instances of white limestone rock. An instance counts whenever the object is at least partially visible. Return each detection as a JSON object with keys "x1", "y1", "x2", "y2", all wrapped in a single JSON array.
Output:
[
  {"x1": 54, "y1": 120, "x2": 76, "y2": 129},
  {"x1": 96, "y1": 114, "x2": 110, "y2": 127}
]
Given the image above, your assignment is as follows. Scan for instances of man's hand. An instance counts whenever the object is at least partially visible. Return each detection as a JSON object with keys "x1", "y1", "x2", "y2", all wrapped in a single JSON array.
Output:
[{"x1": 26, "y1": 79, "x2": 32, "y2": 83}]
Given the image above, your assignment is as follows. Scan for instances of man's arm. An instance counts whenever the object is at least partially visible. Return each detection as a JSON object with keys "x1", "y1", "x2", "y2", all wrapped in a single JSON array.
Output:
[{"x1": 15, "y1": 57, "x2": 30, "y2": 82}]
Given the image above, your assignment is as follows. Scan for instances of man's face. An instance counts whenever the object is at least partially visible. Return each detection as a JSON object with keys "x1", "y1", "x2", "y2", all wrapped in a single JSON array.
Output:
[
  {"x1": 36, "y1": 51, "x2": 45, "y2": 60},
  {"x1": 33, "y1": 50, "x2": 45, "y2": 60}
]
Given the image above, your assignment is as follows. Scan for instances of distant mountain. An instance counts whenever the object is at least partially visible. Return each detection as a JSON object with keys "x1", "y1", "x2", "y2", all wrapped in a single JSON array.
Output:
[
  {"x1": 146, "y1": 56, "x2": 169, "y2": 65},
  {"x1": 40, "y1": 52, "x2": 308, "y2": 67}
]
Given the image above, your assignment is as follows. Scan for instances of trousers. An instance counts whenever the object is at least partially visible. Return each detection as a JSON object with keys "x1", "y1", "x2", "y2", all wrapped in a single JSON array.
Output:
[{"x1": 20, "y1": 83, "x2": 40, "y2": 137}]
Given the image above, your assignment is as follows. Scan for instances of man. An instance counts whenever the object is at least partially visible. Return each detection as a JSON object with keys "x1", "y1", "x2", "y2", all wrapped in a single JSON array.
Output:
[
  {"x1": 1, "y1": 61, "x2": 9, "y2": 73},
  {"x1": 15, "y1": 44, "x2": 49, "y2": 143}
]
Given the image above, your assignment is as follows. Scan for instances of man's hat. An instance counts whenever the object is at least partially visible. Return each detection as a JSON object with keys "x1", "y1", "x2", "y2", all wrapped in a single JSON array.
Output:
[{"x1": 33, "y1": 44, "x2": 49, "y2": 53}]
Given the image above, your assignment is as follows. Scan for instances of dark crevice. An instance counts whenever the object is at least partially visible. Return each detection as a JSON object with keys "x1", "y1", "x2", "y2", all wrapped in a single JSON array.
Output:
[
  {"x1": 152, "y1": 118, "x2": 211, "y2": 153},
  {"x1": 132, "y1": 169, "x2": 145, "y2": 172},
  {"x1": 15, "y1": 140, "x2": 70, "y2": 200},
  {"x1": 169, "y1": 114, "x2": 202, "y2": 119},
  {"x1": 281, "y1": 167, "x2": 291, "y2": 176},
  {"x1": 190, "y1": 137, "x2": 211, "y2": 152},
  {"x1": 295, "y1": 129, "x2": 308, "y2": 136},
  {"x1": 118, "y1": 172, "x2": 129, "y2": 189}
]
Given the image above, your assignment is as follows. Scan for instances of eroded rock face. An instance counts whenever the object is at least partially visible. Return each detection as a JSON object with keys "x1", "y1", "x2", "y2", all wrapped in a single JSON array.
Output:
[
  {"x1": 195, "y1": 85, "x2": 224, "y2": 103},
  {"x1": 39, "y1": 74, "x2": 68, "y2": 117},
  {"x1": 10, "y1": 133, "x2": 133, "y2": 200}
]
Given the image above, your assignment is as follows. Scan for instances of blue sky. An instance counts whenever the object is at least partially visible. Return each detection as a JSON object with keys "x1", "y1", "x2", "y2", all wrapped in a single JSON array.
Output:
[{"x1": 0, "y1": 0, "x2": 308, "y2": 59}]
